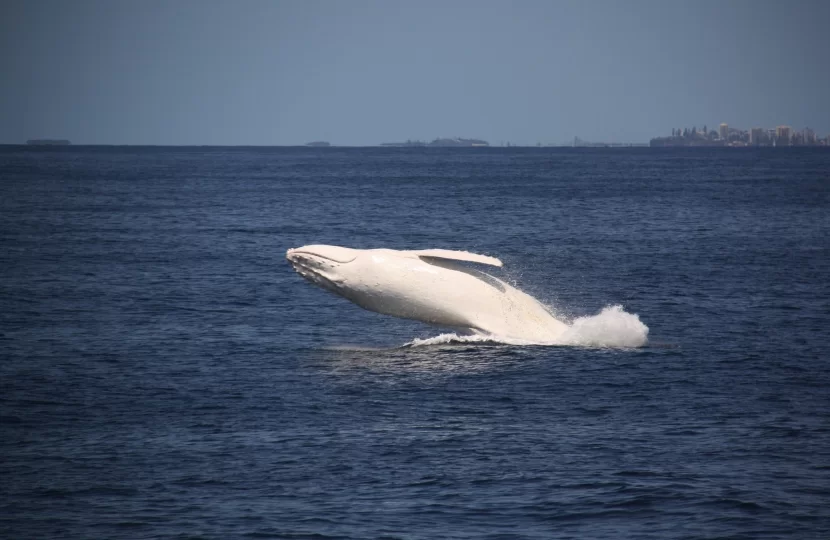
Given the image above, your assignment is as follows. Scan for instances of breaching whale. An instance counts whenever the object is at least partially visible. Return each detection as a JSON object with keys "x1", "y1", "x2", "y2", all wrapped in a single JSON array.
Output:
[{"x1": 286, "y1": 245, "x2": 568, "y2": 342}]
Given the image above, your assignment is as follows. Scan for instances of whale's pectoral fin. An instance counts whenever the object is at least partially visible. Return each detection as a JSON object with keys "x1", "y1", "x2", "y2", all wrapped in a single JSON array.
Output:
[{"x1": 404, "y1": 249, "x2": 503, "y2": 267}]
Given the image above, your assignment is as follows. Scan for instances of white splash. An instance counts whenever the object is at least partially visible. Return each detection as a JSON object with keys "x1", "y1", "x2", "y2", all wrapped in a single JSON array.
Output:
[
  {"x1": 405, "y1": 305, "x2": 648, "y2": 349},
  {"x1": 558, "y1": 305, "x2": 649, "y2": 347}
]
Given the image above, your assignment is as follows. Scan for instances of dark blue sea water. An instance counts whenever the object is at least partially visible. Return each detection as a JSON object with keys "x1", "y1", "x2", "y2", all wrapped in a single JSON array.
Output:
[{"x1": 1, "y1": 146, "x2": 829, "y2": 539}]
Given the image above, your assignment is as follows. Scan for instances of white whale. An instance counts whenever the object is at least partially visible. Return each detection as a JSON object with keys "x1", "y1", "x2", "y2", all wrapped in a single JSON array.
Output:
[{"x1": 286, "y1": 245, "x2": 568, "y2": 342}]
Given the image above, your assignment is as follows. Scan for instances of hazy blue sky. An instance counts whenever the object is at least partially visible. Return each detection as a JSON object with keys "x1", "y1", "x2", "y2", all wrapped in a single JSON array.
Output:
[{"x1": 2, "y1": 0, "x2": 828, "y2": 145}]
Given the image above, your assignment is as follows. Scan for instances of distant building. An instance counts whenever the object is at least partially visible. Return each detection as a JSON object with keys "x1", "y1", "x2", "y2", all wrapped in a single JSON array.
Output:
[
  {"x1": 749, "y1": 128, "x2": 766, "y2": 145},
  {"x1": 791, "y1": 131, "x2": 804, "y2": 145},
  {"x1": 804, "y1": 128, "x2": 816, "y2": 145},
  {"x1": 719, "y1": 123, "x2": 729, "y2": 140},
  {"x1": 775, "y1": 126, "x2": 792, "y2": 145}
]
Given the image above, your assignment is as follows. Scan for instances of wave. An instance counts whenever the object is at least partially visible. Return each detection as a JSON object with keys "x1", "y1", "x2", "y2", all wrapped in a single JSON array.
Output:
[{"x1": 404, "y1": 305, "x2": 648, "y2": 349}]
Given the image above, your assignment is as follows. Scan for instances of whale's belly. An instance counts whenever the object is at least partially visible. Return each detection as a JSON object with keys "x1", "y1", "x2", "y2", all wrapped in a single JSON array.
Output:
[
  {"x1": 349, "y1": 267, "x2": 490, "y2": 328},
  {"x1": 348, "y1": 260, "x2": 567, "y2": 341}
]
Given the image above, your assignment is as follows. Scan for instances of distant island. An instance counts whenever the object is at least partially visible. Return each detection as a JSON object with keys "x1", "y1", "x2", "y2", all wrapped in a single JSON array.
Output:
[
  {"x1": 27, "y1": 139, "x2": 71, "y2": 146},
  {"x1": 650, "y1": 124, "x2": 829, "y2": 147},
  {"x1": 305, "y1": 141, "x2": 331, "y2": 147},
  {"x1": 381, "y1": 137, "x2": 489, "y2": 147}
]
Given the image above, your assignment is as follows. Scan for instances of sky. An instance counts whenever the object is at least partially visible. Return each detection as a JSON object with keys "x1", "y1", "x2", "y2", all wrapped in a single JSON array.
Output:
[{"x1": 1, "y1": 0, "x2": 829, "y2": 145}]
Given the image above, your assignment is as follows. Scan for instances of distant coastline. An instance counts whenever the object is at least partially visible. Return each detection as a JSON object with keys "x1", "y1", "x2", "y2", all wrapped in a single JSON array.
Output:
[{"x1": 4, "y1": 134, "x2": 830, "y2": 149}]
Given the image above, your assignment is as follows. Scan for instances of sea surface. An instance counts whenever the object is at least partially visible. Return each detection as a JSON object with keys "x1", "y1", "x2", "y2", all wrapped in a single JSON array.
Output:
[{"x1": 1, "y1": 146, "x2": 829, "y2": 539}]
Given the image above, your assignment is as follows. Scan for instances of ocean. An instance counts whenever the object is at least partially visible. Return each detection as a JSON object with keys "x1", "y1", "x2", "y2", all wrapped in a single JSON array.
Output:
[{"x1": 1, "y1": 146, "x2": 829, "y2": 539}]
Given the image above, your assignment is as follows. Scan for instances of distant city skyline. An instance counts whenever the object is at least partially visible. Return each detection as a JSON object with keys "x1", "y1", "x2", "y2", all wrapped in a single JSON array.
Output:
[
  {"x1": 2, "y1": 0, "x2": 829, "y2": 145},
  {"x1": 651, "y1": 122, "x2": 829, "y2": 147}
]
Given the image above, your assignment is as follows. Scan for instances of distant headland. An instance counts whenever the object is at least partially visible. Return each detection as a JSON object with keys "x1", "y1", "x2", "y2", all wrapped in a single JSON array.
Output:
[
  {"x1": 26, "y1": 139, "x2": 71, "y2": 146},
  {"x1": 381, "y1": 137, "x2": 489, "y2": 147},
  {"x1": 650, "y1": 124, "x2": 829, "y2": 147}
]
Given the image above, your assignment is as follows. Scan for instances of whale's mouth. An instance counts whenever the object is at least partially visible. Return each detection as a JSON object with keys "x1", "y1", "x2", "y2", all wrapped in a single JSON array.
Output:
[{"x1": 286, "y1": 245, "x2": 358, "y2": 264}]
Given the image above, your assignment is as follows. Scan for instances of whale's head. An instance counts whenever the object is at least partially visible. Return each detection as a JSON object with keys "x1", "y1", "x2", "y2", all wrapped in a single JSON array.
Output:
[{"x1": 286, "y1": 245, "x2": 362, "y2": 294}]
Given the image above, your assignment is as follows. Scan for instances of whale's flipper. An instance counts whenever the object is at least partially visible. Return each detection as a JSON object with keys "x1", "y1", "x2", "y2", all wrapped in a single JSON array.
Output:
[{"x1": 405, "y1": 249, "x2": 503, "y2": 267}]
